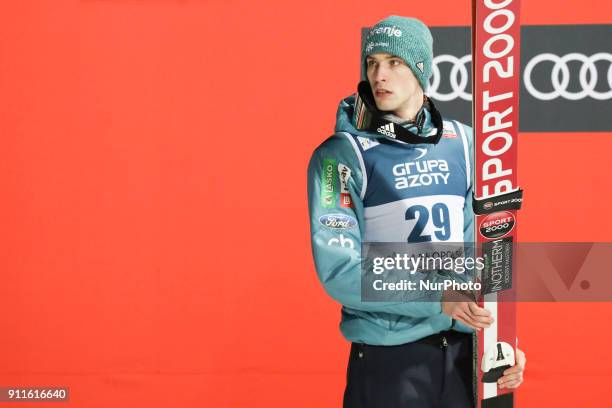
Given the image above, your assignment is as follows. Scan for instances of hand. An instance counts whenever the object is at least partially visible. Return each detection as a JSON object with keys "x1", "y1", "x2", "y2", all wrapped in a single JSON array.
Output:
[
  {"x1": 441, "y1": 290, "x2": 494, "y2": 331},
  {"x1": 498, "y1": 347, "x2": 526, "y2": 389}
]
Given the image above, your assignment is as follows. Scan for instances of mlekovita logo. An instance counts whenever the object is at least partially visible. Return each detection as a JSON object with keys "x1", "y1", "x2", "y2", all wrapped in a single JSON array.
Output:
[
  {"x1": 319, "y1": 214, "x2": 357, "y2": 230},
  {"x1": 479, "y1": 211, "x2": 515, "y2": 239}
]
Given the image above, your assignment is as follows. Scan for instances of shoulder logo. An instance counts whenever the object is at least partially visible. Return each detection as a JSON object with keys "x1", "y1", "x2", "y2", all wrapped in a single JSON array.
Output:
[
  {"x1": 320, "y1": 158, "x2": 337, "y2": 208},
  {"x1": 442, "y1": 128, "x2": 457, "y2": 139},
  {"x1": 319, "y1": 214, "x2": 358, "y2": 230},
  {"x1": 441, "y1": 122, "x2": 457, "y2": 139},
  {"x1": 376, "y1": 123, "x2": 396, "y2": 138},
  {"x1": 357, "y1": 136, "x2": 380, "y2": 151},
  {"x1": 337, "y1": 163, "x2": 353, "y2": 208}
]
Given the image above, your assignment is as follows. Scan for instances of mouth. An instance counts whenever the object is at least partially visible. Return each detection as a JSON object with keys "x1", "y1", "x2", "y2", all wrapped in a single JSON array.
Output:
[{"x1": 374, "y1": 89, "x2": 393, "y2": 98}]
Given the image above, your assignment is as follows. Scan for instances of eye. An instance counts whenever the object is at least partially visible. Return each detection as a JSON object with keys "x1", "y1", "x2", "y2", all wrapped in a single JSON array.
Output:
[
  {"x1": 389, "y1": 59, "x2": 402, "y2": 66},
  {"x1": 366, "y1": 60, "x2": 377, "y2": 67}
]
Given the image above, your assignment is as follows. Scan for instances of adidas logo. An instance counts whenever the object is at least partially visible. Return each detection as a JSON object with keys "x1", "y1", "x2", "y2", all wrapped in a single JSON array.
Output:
[{"x1": 376, "y1": 123, "x2": 396, "y2": 138}]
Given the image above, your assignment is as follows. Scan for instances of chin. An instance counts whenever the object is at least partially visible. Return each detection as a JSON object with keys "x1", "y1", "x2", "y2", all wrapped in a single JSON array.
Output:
[{"x1": 375, "y1": 101, "x2": 397, "y2": 112}]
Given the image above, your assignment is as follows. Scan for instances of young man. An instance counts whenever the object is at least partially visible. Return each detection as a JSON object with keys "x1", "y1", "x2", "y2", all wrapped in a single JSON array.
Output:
[{"x1": 307, "y1": 16, "x2": 525, "y2": 407}]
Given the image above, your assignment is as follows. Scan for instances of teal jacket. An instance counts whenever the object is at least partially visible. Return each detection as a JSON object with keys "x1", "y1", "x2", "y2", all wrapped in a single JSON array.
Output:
[{"x1": 307, "y1": 95, "x2": 475, "y2": 345}]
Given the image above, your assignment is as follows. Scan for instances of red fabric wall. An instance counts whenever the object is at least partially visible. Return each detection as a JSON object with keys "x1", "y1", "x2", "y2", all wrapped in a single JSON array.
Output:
[{"x1": 1, "y1": 0, "x2": 611, "y2": 406}]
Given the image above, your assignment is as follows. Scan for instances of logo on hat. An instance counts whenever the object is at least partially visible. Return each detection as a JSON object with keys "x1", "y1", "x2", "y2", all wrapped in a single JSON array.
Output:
[
  {"x1": 416, "y1": 61, "x2": 424, "y2": 73},
  {"x1": 367, "y1": 25, "x2": 403, "y2": 38},
  {"x1": 365, "y1": 42, "x2": 389, "y2": 53}
]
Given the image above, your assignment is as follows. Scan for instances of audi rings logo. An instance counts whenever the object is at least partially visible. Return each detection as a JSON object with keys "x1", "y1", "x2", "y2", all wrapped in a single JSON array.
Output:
[
  {"x1": 428, "y1": 52, "x2": 612, "y2": 101},
  {"x1": 524, "y1": 53, "x2": 612, "y2": 101},
  {"x1": 429, "y1": 54, "x2": 473, "y2": 102}
]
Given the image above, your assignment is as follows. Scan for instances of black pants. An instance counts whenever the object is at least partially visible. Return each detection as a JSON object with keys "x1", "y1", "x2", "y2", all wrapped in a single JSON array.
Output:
[{"x1": 343, "y1": 331, "x2": 474, "y2": 408}]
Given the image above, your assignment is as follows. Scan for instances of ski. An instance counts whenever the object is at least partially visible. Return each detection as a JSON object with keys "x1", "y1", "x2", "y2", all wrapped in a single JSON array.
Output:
[{"x1": 471, "y1": 0, "x2": 523, "y2": 407}]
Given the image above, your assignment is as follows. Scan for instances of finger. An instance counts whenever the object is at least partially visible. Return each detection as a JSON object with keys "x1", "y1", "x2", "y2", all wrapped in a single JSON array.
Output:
[
  {"x1": 456, "y1": 310, "x2": 490, "y2": 330},
  {"x1": 500, "y1": 378, "x2": 523, "y2": 389},
  {"x1": 516, "y1": 349, "x2": 527, "y2": 367},
  {"x1": 499, "y1": 373, "x2": 522, "y2": 384},
  {"x1": 460, "y1": 306, "x2": 494, "y2": 328},
  {"x1": 503, "y1": 365, "x2": 522, "y2": 376},
  {"x1": 455, "y1": 311, "x2": 480, "y2": 330},
  {"x1": 454, "y1": 312, "x2": 474, "y2": 330},
  {"x1": 505, "y1": 380, "x2": 523, "y2": 389},
  {"x1": 470, "y1": 314, "x2": 494, "y2": 327},
  {"x1": 467, "y1": 302, "x2": 494, "y2": 318},
  {"x1": 499, "y1": 373, "x2": 520, "y2": 383},
  {"x1": 468, "y1": 302, "x2": 492, "y2": 317}
]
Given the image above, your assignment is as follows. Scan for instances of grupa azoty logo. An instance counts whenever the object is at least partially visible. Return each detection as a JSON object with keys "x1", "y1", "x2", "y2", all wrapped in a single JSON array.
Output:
[{"x1": 415, "y1": 148, "x2": 428, "y2": 160}]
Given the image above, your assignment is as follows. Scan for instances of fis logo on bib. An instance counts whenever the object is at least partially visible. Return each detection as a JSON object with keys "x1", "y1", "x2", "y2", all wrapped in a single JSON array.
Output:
[
  {"x1": 357, "y1": 136, "x2": 380, "y2": 151},
  {"x1": 319, "y1": 214, "x2": 357, "y2": 230},
  {"x1": 392, "y1": 159, "x2": 450, "y2": 189},
  {"x1": 442, "y1": 128, "x2": 457, "y2": 139}
]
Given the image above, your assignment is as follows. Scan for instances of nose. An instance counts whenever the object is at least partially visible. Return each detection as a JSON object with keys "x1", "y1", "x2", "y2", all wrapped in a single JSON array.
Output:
[{"x1": 372, "y1": 64, "x2": 388, "y2": 83}]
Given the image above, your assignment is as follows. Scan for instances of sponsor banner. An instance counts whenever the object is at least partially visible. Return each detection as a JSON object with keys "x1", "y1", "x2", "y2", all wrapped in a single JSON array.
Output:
[
  {"x1": 473, "y1": 188, "x2": 523, "y2": 215},
  {"x1": 327, "y1": 234, "x2": 355, "y2": 249},
  {"x1": 320, "y1": 158, "x2": 337, "y2": 208},
  {"x1": 519, "y1": 25, "x2": 612, "y2": 132},
  {"x1": 338, "y1": 163, "x2": 353, "y2": 208},
  {"x1": 482, "y1": 238, "x2": 514, "y2": 294},
  {"x1": 425, "y1": 25, "x2": 612, "y2": 132},
  {"x1": 479, "y1": 211, "x2": 516, "y2": 239},
  {"x1": 318, "y1": 213, "x2": 357, "y2": 230},
  {"x1": 392, "y1": 157, "x2": 450, "y2": 190}
]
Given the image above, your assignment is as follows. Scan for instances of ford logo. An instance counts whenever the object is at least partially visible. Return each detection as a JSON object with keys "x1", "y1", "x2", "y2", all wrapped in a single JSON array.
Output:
[{"x1": 319, "y1": 214, "x2": 358, "y2": 230}]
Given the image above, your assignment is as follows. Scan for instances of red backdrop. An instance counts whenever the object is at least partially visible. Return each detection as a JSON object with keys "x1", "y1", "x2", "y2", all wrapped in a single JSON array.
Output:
[{"x1": 1, "y1": 0, "x2": 611, "y2": 406}]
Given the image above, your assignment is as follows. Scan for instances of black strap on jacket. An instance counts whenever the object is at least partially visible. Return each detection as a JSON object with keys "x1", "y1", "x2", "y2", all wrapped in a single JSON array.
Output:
[{"x1": 353, "y1": 80, "x2": 443, "y2": 145}]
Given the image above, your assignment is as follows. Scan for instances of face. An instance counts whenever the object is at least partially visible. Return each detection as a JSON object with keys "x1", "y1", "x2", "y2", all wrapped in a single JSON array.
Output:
[{"x1": 365, "y1": 53, "x2": 422, "y2": 116}]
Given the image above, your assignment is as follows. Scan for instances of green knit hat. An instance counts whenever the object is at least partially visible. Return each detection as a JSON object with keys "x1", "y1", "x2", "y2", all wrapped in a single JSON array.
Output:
[{"x1": 362, "y1": 16, "x2": 433, "y2": 91}]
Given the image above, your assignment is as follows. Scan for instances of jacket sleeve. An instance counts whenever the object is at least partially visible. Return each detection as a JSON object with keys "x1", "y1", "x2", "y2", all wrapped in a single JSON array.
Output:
[
  {"x1": 462, "y1": 123, "x2": 475, "y2": 246},
  {"x1": 453, "y1": 123, "x2": 478, "y2": 333},
  {"x1": 307, "y1": 133, "x2": 443, "y2": 317}
]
